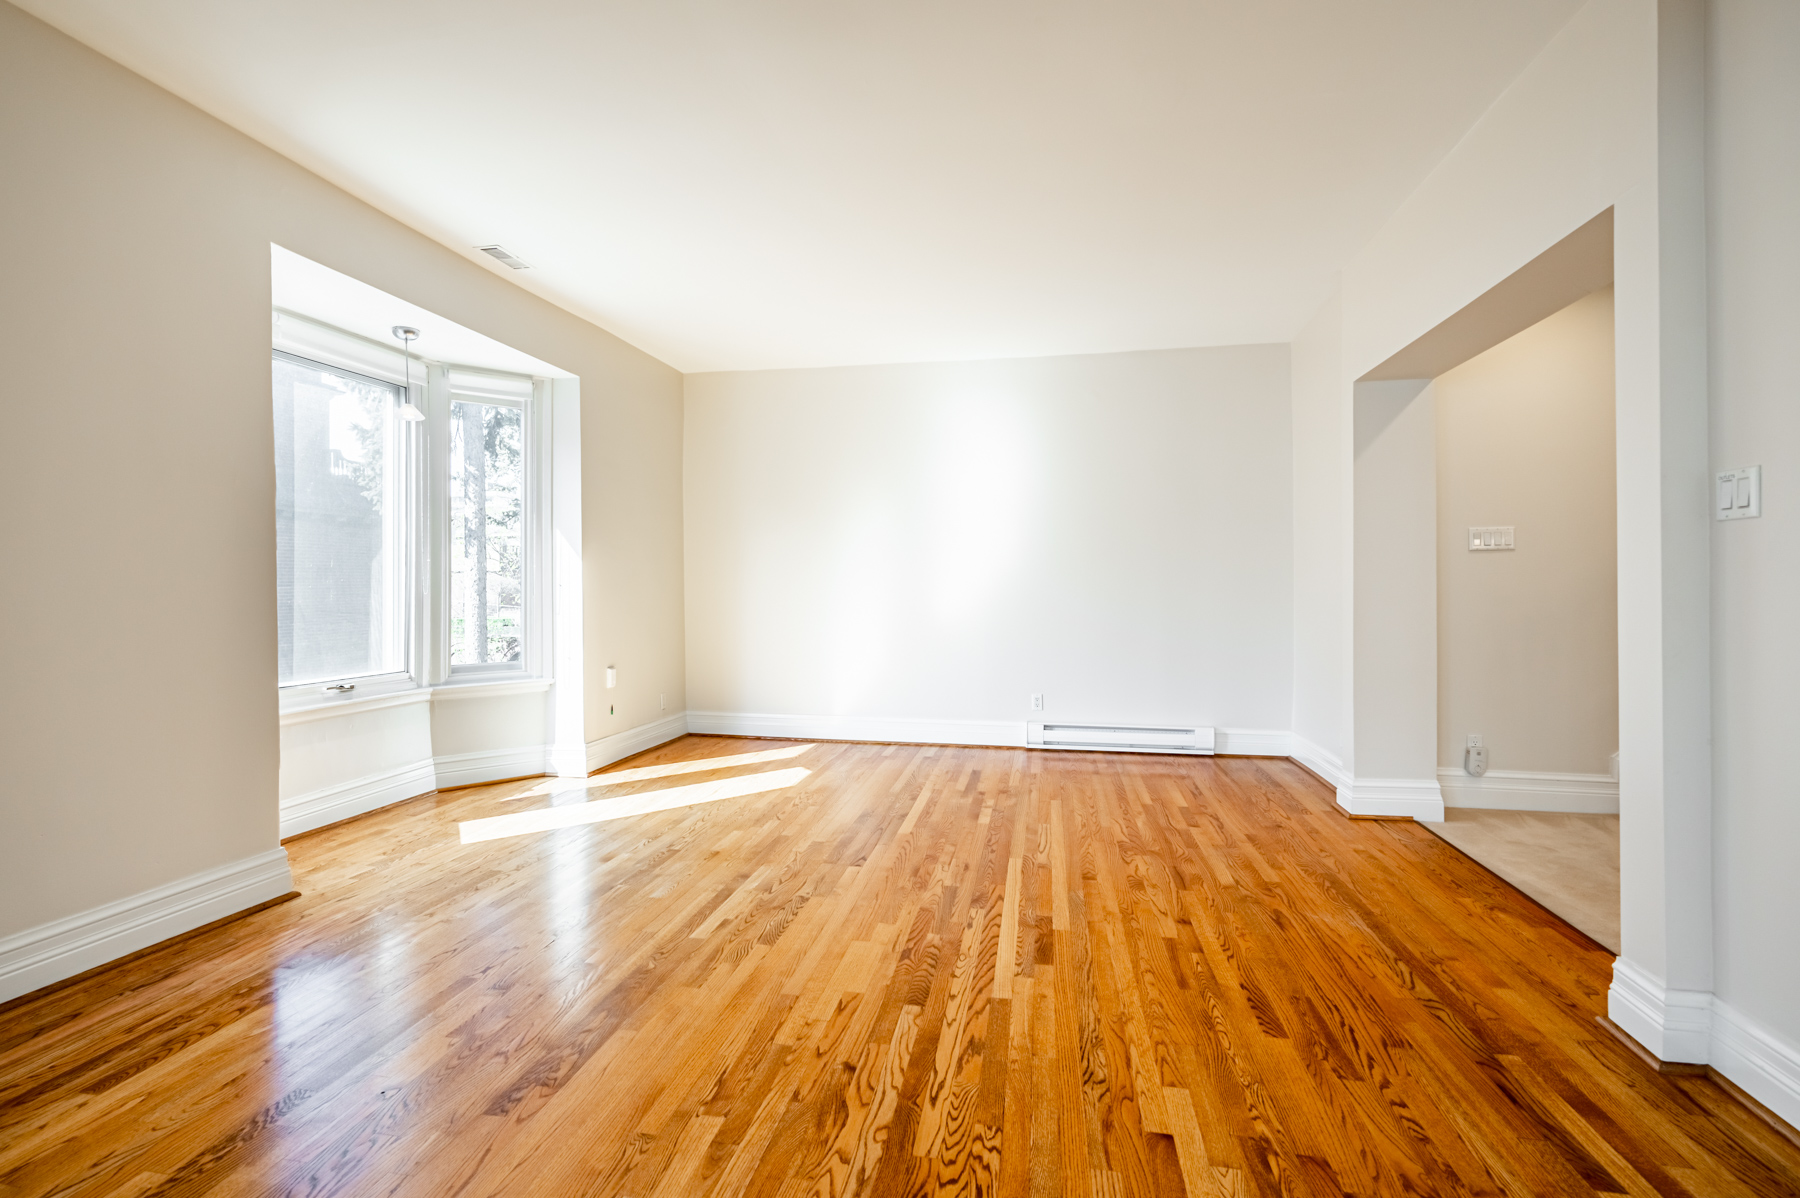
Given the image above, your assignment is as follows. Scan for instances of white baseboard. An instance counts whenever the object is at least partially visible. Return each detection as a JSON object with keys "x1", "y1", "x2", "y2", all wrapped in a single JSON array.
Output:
[
  {"x1": 1337, "y1": 777, "x2": 1445, "y2": 822},
  {"x1": 547, "y1": 742, "x2": 592, "y2": 779},
  {"x1": 684, "y1": 711, "x2": 1292, "y2": 757},
  {"x1": 1711, "y1": 995, "x2": 1800, "y2": 1129},
  {"x1": 1438, "y1": 768, "x2": 1619, "y2": 813},
  {"x1": 1608, "y1": 958, "x2": 1800, "y2": 1128},
  {"x1": 281, "y1": 729, "x2": 684, "y2": 839},
  {"x1": 0, "y1": 848, "x2": 294, "y2": 1004},
  {"x1": 1609, "y1": 958, "x2": 1713, "y2": 1063},
  {"x1": 283, "y1": 743, "x2": 557, "y2": 837},
  {"x1": 587, "y1": 711, "x2": 691, "y2": 773},
  {"x1": 686, "y1": 710, "x2": 1026, "y2": 748},
  {"x1": 280, "y1": 759, "x2": 438, "y2": 839},
  {"x1": 1214, "y1": 729, "x2": 1291, "y2": 756},
  {"x1": 433, "y1": 745, "x2": 550, "y2": 790},
  {"x1": 1289, "y1": 734, "x2": 1350, "y2": 791}
]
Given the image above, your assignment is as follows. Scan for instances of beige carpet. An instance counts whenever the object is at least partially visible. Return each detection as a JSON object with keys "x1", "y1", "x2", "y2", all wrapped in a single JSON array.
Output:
[{"x1": 1426, "y1": 809, "x2": 1620, "y2": 952}]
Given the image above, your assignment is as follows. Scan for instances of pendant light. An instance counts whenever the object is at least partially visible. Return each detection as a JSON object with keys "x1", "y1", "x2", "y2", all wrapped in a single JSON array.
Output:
[{"x1": 393, "y1": 325, "x2": 426, "y2": 422}]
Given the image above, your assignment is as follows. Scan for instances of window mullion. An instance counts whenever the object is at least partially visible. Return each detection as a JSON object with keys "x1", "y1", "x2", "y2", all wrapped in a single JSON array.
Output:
[{"x1": 425, "y1": 362, "x2": 453, "y2": 686}]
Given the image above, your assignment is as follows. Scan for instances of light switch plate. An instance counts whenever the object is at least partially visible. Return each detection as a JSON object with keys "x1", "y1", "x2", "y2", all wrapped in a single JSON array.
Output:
[
  {"x1": 1716, "y1": 466, "x2": 1761, "y2": 520},
  {"x1": 1469, "y1": 526, "x2": 1514, "y2": 551}
]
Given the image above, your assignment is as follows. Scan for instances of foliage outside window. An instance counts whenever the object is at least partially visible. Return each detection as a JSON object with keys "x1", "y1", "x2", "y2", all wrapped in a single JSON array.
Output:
[
  {"x1": 272, "y1": 353, "x2": 404, "y2": 686},
  {"x1": 272, "y1": 338, "x2": 537, "y2": 694},
  {"x1": 448, "y1": 398, "x2": 525, "y2": 666}
]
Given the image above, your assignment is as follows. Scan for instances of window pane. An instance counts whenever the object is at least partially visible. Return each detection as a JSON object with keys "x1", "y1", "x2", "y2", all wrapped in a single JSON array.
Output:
[
  {"x1": 273, "y1": 354, "x2": 405, "y2": 686},
  {"x1": 449, "y1": 399, "x2": 524, "y2": 665}
]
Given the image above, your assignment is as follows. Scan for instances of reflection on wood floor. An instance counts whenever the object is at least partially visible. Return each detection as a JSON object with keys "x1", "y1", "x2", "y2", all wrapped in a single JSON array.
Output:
[{"x1": 3, "y1": 736, "x2": 1796, "y2": 1196}]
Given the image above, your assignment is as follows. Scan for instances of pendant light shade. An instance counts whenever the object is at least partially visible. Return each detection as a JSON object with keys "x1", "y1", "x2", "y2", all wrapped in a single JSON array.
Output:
[{"x1": 393, "y1": 325, "x2": 426, "y2": 421}]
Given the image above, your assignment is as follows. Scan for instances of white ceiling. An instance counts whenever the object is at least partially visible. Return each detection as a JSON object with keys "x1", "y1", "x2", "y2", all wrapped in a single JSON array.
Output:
[{"x1": 22, "y1": 0, "x2": 1584, "y2": 372}]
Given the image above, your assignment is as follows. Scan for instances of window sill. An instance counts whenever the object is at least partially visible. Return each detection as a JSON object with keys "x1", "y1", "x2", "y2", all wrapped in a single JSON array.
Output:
[
  {"x1": 279, "y1": 675, "x2": 551, "y2": 726},
  {"x1": 431, "y1": 676, "x2": 552, "y2": 701},
  {"x1": 280, "y1": 686, "x2": 432, "y2": 726}
]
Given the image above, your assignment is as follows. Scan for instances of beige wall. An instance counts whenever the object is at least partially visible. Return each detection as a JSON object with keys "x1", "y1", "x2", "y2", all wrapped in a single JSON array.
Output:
[
  {"x1": 1290, "y1": 0, "x2": 1728, "y2": 1058},
  {"x1": 684, "y1": 345, "x2": 1293, "y2": 739},
  {"x1": 0, "y1": 2, "x2": 682, "y2": 940},
  {"x1": 1352, "y1": 380, "x2": 1439, "y2": 792},
  {"x1": 1435, "y1": 287, "x2": 1617, "y2": 775},
  {"x1": 1707, "y1": 0, "x2": 1800, "y2": 1093}
]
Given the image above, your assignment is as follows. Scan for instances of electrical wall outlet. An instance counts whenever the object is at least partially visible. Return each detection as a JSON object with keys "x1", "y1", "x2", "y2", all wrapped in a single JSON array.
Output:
[
  {"x1": 1466, "y1": 733, "x2": 1482, "y2": 748},
  {"x1": 1030, "y1": 693, "x2": 1044, "y2": 711},
  {"x1": 659, "y1": 693, "x2": 666, "y2": 711},
  {"x1": 1464, "y1": 744, "x2": 1488, "y2": 776}
]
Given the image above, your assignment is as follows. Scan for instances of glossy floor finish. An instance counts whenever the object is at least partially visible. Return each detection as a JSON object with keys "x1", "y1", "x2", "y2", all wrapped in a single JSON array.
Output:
[{"x1": 3, "y1": 738, "x2": 1796, "y2": 1197}]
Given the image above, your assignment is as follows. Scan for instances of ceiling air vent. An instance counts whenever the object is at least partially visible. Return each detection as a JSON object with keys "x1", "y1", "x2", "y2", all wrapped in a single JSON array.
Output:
[
  {"x1": 1027, "y1": 722, "x2": 1215, "y2": 755},
  {"x1": 475, "y1": 244, "x2": 531, "y2": 269}
]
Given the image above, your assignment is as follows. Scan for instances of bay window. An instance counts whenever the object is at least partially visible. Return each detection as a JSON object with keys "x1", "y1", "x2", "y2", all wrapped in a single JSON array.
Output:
[
  {"x1": 272, "y1": 352, "x2": 407, "y2": 687},
  {"x1": 448, "y1": 393, "x2": 525, "y2": 668},
  {"x1": 272, "y1": 313, "x2": 542, "y2": 700}
]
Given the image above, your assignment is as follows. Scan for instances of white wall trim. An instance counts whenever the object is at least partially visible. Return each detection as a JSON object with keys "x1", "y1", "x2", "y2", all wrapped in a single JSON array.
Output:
[
  {"x1": 1290, "y1": 734, "x2": 1350, "y2": 792},
  {"x1": 433, "y1": 745, "x2": 549, "y2": 790},
  {"x1": 0, "y1": 848, "x2": 294, "y2": 1005},
  {"x1": 430, "y1": 676, "x2": 552, "y2": 701},
  {"x1": 280, "y1": 676, "x2": 552, "y2": 726},
  {"x1": 586, "y1": 711, "x2": 691, "y2": 773},
  {"x1": 280, "y1": 687, "x2": 434, "y2": 726},
  {"x1": 1337, "y1": 777, "x2": 1445, "y2": 822},
  {"x1": 1609, "y1": 957, "x2": 1713, "y2": 1064},
  {"x1": 1607, "y1": 959, "x2": 1800, "y2": 1128},
  {"x1": 1437, "y1": 767, "x2": 1619, "y2": 813},
  {"x1": 686, "y1": 710, "x2": 1027, "y2": 748},
  {"x1": 1711, "y1": 997, "x2": 1800, "y2": 1130},
  {"x1": 548, "y1": 741, "x2": 593, "y2": 779},
  {"x1": 1215, "y1": 729, "x2": 1292, "y2": 756},
  {"x1": 280, "y1": 759, "x2": 438, "y2": 839},
  {"x1": 683, "y1": 712, "x2": 1294, "y2": 758}
]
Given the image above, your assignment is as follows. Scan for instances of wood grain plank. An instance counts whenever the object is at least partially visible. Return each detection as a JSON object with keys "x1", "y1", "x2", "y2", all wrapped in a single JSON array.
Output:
[{"x1": 1, "y1": 736, "x2": 1794, "y2": 1198}]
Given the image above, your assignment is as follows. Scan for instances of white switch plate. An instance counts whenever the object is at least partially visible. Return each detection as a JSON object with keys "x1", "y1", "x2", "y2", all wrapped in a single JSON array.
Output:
[
  {"x1": 605, "y1": 667, "x2": 617, "y2": 688},
  {"x1": 1030, "y1": 693, "x2": 1044, "y2": 711},
  {"x1": 1716, "y1": 466, "x2": 1761, "y2": 520},
  {"x1": 1469, "y1": 526, "x2": 1514, "y2": 551}
]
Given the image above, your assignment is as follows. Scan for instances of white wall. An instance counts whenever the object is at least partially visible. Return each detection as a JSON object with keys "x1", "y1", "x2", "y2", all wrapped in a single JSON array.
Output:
[
  {"x1": 1289, "y1": 0, "x2": 1798, "y2": 1119},
  {"x1": 1352, "y1": 380, "x2": 1439, "y2": 801},
  {"x1": 1436, "y1": 287, "x2": 1618, "y2": 778},
  {"x1": 1706, "y1": 0, "x2": 1800, "y2": 1114},
  {"x1": 684, "y1": 346, "x2": 1292, "y2": 744},
  {"x1": 1289, "y1": 294, "x2": 1354, "y2": 784},
  {"x1": 0, "y1": 2, "x2": 683, "y2": 997},
  {"x1": 1296, "y1": 0, "x2": 1658, "y2": 796}
]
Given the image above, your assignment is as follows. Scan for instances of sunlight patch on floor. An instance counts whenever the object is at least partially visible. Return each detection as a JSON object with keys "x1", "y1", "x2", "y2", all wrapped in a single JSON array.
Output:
[
  {"x1": 460, "y1": 767, "x2": 811, "y2": 843},
  {"x1": 505, "y1": 744, "x2": 816, "y2": 801}
]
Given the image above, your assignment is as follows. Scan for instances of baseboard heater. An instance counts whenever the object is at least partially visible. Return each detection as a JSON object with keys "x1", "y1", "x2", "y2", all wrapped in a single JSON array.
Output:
[{"x1": 1026, "y1": 722, "x2": 1216, "y2": 755}]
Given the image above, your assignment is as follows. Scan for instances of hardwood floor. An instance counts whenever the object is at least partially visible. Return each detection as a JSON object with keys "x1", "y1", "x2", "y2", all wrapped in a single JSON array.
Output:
[{"x1": 2, "y1": 736, "x2": 1796, "y2": 1197}]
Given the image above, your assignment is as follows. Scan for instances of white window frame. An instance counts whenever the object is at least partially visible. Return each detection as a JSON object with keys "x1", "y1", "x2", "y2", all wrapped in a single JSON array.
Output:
[
  {"x1": 430, "y1": 366, "x2": 543, "y2": 684},
  {"x1": 272, "y1": 310, "x2": 549, "y2": 711}
]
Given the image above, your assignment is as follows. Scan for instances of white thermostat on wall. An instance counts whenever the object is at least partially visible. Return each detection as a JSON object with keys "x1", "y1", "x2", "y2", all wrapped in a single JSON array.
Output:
[
  {"x1": 1716, "y1": 466, "x2": 1761, "y2": 520},
  {"x1": 1469, "y1": 526, "x2": 1514, "y2": 551}
]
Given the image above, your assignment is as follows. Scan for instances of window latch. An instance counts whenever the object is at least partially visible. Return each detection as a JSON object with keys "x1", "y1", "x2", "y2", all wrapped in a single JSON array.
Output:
[{"x1": 324, "y1": 683, "x2": 356, "y2": 693}]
